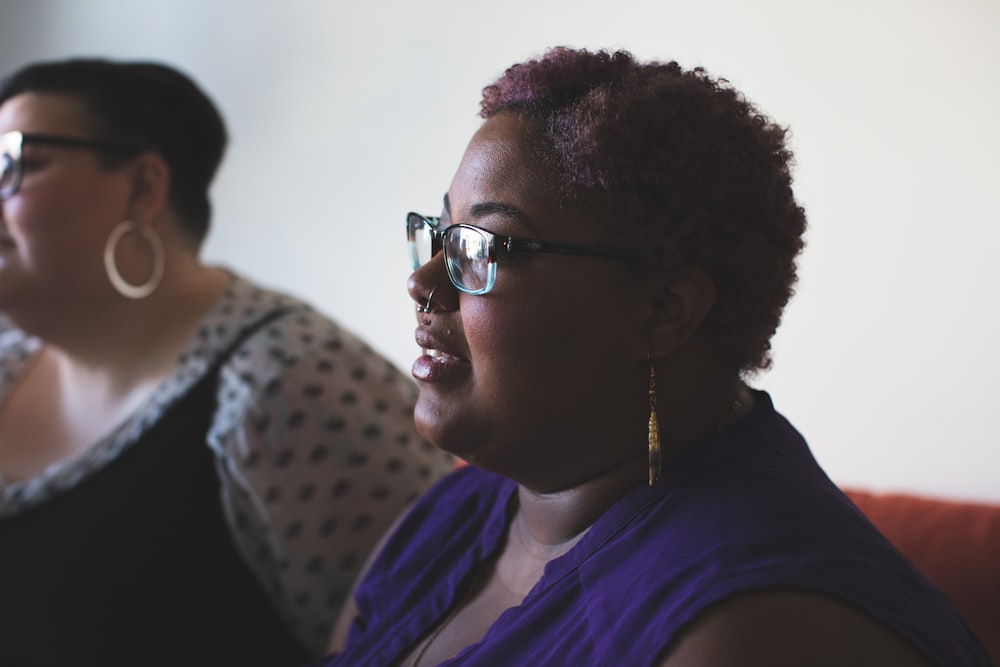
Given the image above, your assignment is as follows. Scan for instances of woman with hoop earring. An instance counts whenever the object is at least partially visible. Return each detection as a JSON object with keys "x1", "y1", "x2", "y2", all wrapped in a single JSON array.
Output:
[{"x1": 0, "y1": 58, "x2": 453, "y2": 667}]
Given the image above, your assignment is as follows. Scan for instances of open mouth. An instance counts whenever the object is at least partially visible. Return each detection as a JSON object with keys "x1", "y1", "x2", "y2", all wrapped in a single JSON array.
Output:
[
  {"x1": 425, "y1": 348, "x2": 465, "y2": 363},
  {"x1": 413, "y1": 345, "x2": 471, "y2": 383}
]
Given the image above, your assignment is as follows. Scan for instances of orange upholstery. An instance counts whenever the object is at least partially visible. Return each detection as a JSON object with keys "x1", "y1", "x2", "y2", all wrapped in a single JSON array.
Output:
[{"x1": 844, "y1": 488, "x2": 1000, "y2": 664}]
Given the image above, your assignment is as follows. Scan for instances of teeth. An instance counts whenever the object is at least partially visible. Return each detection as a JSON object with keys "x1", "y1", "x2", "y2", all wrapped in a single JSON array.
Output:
[{"x1": 425, "y1": 348, "x2": 459, "y2": 362}]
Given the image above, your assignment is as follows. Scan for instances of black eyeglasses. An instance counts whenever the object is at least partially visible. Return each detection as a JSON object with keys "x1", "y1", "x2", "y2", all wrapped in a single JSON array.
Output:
[
  {"x1": 406, "y1": 211, "x2": 636, "y2": 295},
  {"x1": 0, "y1": 130, "x2": 137, "y2": 200}
]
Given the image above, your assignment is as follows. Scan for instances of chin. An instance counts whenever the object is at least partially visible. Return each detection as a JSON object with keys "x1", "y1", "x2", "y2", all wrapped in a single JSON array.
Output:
[{"x1": 414, "y1": 397, "x2": 495, "y2": 466}]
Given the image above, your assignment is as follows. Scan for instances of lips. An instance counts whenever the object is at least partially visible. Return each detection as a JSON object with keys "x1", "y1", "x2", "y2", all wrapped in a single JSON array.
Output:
[{"x1": 413, "y1": 329, "x2": 471, "y2": 383}]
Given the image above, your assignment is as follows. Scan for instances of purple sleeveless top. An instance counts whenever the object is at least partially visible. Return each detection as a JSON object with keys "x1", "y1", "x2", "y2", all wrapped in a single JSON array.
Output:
[{"x1": 323, "y1": 393, "x2": 992, "y2": 666}]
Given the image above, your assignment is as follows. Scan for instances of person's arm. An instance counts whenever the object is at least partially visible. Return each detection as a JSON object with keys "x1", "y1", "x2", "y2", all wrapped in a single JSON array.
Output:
[
  {"x1": 209, "y1": 308, "x2": 453, "y2": 656},
  {"x1": 326, "y1": 500, "x2": 417, "y2": 654},
  {"x1": 656, "y1": 589, "x2": 934, "y2": 667}
]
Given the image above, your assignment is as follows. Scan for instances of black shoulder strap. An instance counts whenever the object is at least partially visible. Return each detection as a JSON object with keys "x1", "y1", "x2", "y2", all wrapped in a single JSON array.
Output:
[{"x1": 212, "y1": 307, "x2": 292, "y2": 368}]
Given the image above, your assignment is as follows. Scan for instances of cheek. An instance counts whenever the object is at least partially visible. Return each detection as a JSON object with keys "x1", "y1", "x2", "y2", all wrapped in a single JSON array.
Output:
[
  {"x1": 4, "y1": 197, "x2": 110, "y2": 286},
  {"x1": 3, "y1": 199, "x2": 50, "y2": 259},
  {"x1": 463, "y1": 280, "x2": 630, "y2": 400},
  {"x1": 467, "y1": 292, "x2": 579, "y2": 363}
]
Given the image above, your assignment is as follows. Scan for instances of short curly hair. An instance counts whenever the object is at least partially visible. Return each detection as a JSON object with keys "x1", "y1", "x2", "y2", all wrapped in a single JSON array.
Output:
[{"x1": 480, "y1": 47, "x2": 807, "y2": 373}]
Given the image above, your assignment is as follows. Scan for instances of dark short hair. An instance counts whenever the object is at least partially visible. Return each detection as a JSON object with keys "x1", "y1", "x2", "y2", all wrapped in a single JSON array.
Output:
[
  {"x1": 480, "y1": 47, "x2": 808, "y2": 374},
  {"x1": 0, "y1": 58, "x2": 227, "y2": 246}
]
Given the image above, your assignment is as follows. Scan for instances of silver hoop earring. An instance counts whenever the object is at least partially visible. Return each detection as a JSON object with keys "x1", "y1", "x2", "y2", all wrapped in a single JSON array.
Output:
[
  {"x1": 416, "y1": 286, "x2": 437, "y2": 314},
  {"x1": 103, "y1": 220, "x2": 165, "y2": 300}
]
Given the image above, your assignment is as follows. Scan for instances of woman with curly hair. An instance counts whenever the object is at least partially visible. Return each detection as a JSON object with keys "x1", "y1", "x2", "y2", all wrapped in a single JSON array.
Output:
[{"x1": 320, "y1": 47, "x2": 991, "y2": 666}]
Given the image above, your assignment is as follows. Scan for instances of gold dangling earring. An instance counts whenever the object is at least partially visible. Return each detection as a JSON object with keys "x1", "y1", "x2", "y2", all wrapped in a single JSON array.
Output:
[{"x1": 648, "y1": 357, "x2": 661, "y2": 486}]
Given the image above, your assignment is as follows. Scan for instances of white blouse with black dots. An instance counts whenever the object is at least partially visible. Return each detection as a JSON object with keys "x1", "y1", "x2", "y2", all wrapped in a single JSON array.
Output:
[{"x1": 0, "y1": 271, "x2": 455, "y2": 656}]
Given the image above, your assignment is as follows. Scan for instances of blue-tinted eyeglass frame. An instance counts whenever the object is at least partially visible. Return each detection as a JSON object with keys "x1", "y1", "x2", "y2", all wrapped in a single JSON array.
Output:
[
  {"x1": 0, "y1": 130, "x2": 137, "y2": 200},
  {"x1": 406, "y1": 211, "x2": 637, "y2": 295}
]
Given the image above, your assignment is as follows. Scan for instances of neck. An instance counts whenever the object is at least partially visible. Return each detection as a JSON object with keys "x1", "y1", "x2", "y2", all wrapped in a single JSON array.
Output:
[
  {"x1": 515, "y1": 451, "x2": 646, "y2": 548},
  {"x1": 658, "y1": 377, "x2": 754, "y2": 465},
  {"x1": 32, "y1": 260, "x2": 229, "y2": 391},
  {"x1": 513, "y1": 368, "x2": 753, "y2": 551}
]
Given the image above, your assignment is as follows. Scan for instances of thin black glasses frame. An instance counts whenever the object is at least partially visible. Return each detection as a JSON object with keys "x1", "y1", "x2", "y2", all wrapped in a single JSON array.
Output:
[
  {"x1": 1, "y1": 130, "x2": 138, "y2": 200},
  {"x1": 18, "y1": 132, "x2": 134, "y2": 153},
  {"x1": 407, "y1": 211, "x2": 637, "y2": 295},
  {"x1": 407, "y1": 212, "x2": 636, "y2": 261}
]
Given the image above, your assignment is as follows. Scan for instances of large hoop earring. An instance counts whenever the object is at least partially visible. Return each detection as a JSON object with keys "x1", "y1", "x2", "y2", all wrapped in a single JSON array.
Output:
[{"x1": 103, "y1": 220, "x2": 165, "y2": 299}]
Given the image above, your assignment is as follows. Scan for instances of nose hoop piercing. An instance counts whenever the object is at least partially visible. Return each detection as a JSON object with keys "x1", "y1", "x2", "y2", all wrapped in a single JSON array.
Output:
[
  {"x1": 416, "y1": 286, "x2": 437, "y2": 314},
  {"x1": 417, "y1": 286, "x2": 436, "y2": 326}
]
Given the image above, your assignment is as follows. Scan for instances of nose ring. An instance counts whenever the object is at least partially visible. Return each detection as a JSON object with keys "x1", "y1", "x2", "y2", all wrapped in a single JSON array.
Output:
[{"x1": 416, "y1": 286, "x2": 437, "y2": 314}]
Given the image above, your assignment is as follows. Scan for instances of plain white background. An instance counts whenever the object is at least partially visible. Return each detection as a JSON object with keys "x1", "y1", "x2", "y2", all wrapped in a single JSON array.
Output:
[{"x1": 1, "y1": 0, "x2": 997, "y2": 501}]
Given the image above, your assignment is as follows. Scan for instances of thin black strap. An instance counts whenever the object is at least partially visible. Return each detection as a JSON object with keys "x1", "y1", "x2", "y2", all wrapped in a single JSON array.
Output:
[{"x1": 212, "y1": 307, "x2": 291, "y2": 369}]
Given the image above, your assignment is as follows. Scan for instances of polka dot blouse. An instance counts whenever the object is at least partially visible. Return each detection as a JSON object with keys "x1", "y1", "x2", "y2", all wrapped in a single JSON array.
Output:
[{"x1": 0, "y1": 271, "x2": 455, "y2": 656}]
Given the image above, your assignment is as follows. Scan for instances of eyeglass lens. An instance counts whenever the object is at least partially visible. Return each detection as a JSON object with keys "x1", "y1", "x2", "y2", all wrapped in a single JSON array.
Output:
[
  {"x1": 445, "y1": 226, "x2": 491, "y2": 293},
  {"x1": 0, "y1": 135, "x2": 22, "y2": 200},
  {"x1": 408, "y1": 214, "x2": 495, "y2": 294},
  {"x1": 409, "y1": 218, "x2": 437, "y2": 271}
]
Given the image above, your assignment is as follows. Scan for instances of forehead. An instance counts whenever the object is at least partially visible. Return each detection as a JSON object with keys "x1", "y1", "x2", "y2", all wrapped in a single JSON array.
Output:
[
  {"x1": 446, "y1": 113, "x2": 565, "y2": 231},
  {"x1": 0, "y1": 92, "x2": 91, "y2": 135}
]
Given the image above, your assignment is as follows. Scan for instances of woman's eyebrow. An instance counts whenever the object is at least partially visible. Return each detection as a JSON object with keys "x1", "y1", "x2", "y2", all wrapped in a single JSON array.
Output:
[
  {"x1": 468, "y1": 201, "x2": 524, "y2": 221},
  {"x1": 444, "y1": 194, "x2": 537, "y2": 234},
  {"x1": 469, "y1": 202, "x2": 540, "y2": 237}
]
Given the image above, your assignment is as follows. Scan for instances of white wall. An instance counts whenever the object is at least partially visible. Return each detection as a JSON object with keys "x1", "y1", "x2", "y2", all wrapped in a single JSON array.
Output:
[{"x1": 1, "y1": 0, "x2": 997, "y2": 501}]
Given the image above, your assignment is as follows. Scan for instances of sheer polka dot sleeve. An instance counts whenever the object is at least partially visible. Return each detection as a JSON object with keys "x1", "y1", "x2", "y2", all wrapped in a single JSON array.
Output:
[{"x1": 206, "y1": 308, "x2": 454, "y2": 656}]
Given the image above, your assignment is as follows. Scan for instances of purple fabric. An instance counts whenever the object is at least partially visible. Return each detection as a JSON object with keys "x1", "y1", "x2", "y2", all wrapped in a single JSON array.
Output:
[{"x1": 323, "y1": 392, "x2": 992, "y2": 666}]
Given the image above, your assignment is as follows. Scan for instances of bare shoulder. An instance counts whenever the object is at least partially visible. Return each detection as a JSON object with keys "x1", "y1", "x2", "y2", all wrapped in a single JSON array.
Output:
[{"x1": 657, "y1": 589, "x2": 934, "y2": 667}]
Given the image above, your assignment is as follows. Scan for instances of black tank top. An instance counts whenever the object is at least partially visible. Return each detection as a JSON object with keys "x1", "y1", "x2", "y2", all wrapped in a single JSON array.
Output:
[{"x1": 0, "y1": 312, "x2": 309, "y2": 667}]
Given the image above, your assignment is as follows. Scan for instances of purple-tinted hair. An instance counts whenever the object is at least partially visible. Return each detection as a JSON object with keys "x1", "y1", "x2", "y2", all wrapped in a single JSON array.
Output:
[{"x1": 480, "y1": 47, "x2": 807, "y2": 373}]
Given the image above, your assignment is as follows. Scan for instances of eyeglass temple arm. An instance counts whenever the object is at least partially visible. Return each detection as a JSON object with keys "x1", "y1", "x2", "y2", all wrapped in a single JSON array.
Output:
[
  {"x1": 504, "y1": 237, "x2": 635, "y2": 260},
  {"x1": 19, "y1": 133, "x2": 135, "y2": 154}
]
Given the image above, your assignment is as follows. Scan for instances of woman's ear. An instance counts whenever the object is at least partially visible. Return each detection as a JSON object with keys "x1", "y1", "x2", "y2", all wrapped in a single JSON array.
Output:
[
  {"x1": 125, "y1": 151, "x2": 171, "y2": 224},
  {"x1": 641, "y1": 266, "x2": 717, "y2": 358}
]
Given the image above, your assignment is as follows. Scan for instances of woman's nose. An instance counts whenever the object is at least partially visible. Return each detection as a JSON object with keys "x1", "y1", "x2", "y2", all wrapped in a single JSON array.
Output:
[{"x1": 407, "y1": 252, "x2": 454, "y2": 313}]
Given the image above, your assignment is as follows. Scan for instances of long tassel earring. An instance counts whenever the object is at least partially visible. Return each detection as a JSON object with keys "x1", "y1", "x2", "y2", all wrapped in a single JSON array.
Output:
[{"x1": 648, "y1": 359, "x2": 661, "y2": 486}]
